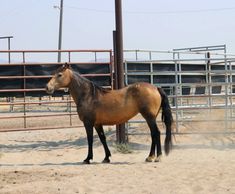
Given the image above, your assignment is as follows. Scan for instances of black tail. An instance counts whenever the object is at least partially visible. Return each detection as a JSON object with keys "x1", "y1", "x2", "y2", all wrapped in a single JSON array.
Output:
[{"x1": 158, "y1": 87, "x2": 173, "y2": 155}]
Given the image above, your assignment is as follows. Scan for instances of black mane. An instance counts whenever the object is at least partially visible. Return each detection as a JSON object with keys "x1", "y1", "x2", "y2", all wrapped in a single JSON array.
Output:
[
  {"x1": 72, "y1": 71, "x2": 110, "y2": 96},
  {"x1": 93, "y1": 83, "x2": 110, "y2": 94},
  {"x1": 55, "y1": 65, "x2": 67, "y2": 74}
]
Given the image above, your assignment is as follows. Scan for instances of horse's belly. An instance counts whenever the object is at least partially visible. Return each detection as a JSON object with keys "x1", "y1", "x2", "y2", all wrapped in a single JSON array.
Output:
[{"x1": 95, "y1": 109, "x2": 138, "y2": 125}]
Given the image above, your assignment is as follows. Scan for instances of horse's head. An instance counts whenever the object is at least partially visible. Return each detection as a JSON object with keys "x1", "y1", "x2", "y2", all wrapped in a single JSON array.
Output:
[{"x1": 46, "y1": 63, "x2": 72, "y2": 95}]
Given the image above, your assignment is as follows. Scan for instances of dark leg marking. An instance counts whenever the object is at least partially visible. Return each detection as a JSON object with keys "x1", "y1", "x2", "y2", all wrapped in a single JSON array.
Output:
[
  {"x1": 83, "y1": 121, "x2": 94, "y2": 164},
  {"x1": 95, "y1": 125, "x2": 111, "y2": 163},
  {"x1": 141, "y1": 111, "x2": 162, "y2": 162}
]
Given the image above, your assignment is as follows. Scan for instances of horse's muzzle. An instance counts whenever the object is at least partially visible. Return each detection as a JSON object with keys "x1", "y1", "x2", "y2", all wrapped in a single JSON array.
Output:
[{"x1": 45, "y1": 85, "x2": 54, "y2": 95}]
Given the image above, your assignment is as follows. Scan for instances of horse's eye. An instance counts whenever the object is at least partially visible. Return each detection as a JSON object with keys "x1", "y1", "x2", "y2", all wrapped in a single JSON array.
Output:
[{"x1": 57, "y1": 73, "x2": 63, "y2": 78}]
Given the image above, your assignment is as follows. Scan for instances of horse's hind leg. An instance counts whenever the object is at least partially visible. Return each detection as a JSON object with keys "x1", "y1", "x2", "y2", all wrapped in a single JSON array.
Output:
[
  {"x1": 142, "y1": 113, "x2": 162, "y2": 162},
  {"x1": 95, "y1": 125, "x2": 111, "y2": 163},
  {"x1": 153, "y1": 122, "x2": 162, "y2": 161}
]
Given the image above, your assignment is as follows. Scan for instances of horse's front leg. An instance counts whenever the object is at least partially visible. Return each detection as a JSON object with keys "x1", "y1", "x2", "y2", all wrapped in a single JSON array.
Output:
[
  {"x1": 95, "y1": 125, "x2": 111, "y2": 163},
  {"x1": 83, "y1": 120, "x2": 94, "y2": 164}
]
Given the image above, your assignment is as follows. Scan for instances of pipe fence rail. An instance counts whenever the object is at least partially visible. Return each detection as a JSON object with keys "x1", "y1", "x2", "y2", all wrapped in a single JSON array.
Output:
[
  {"x1": 0, "y1": 49, "x2": 113, "y2": 132},
  {"x1": 124, "y1": 45, "x2": 235, "y2": 134},
  {"x1": 1, "y1": 46, "x2": 235, "y2": 136}
]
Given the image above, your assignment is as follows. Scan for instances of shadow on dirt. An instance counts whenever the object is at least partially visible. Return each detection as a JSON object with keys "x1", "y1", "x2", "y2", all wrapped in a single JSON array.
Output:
[
  {"x1": 1, "y1": 130, "x2": 235, "y2": 153},
  {"x1": 0, "y1": 161, "x2": 134, "y2": 167},
  {"x1": 0, "y1": 130, "x2": 150, "y2": 153},
  {"x1": 0, "y1": 130, "x2": 113, "y2": 152}
]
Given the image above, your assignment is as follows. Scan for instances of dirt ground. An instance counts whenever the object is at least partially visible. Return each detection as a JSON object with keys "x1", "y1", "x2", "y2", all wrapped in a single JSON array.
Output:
[{"x1": 1, "y1": 117, "x2": 235, "y2": 194}]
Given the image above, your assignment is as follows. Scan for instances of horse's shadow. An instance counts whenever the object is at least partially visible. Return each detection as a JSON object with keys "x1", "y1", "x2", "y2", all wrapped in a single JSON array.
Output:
[
  {"x1": 0, "y1": 161, "x2": 134, "y2": 167},
  {"x1": 0, "y1": 130, "x2": 149, "y2": 153},
  {"x1": 0, "y1": 136, "x2": 88, "y2": 153},
  {"x1": 2, "y1": 130, "x2": 234, "y2": 154},
  {"x1": 0, "y1": 129, "x2": 145, "y2": 167}
]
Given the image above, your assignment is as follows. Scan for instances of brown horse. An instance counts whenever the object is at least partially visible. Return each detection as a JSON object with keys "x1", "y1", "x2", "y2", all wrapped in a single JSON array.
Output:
[{"x1": 46, "y1": 63, "x2": 173, "y2": 164}]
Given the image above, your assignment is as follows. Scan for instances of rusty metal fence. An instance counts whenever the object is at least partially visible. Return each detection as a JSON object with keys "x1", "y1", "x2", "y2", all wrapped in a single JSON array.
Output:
[
  {"x1": 124, "y1": 46, "x2": 235, "y2": 134},
  {"x1": 1, "y1": 47, "x2": 235, "y2": 135},
  {"x1": 0, "y1": 49, "x2": 113, "y2": 132}
]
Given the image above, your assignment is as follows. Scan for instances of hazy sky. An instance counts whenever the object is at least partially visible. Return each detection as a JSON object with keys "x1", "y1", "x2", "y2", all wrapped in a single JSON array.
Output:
[{"x1": 1, "y1": 0, "x2": 235, "y2": 54}]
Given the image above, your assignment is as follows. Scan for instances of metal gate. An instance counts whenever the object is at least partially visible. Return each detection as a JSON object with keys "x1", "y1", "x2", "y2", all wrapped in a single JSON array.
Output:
[
  {"x1": 124, "y1": 45, "x2": 235, "y2": 134},
  {"x1": 0, "y1": 49, "x2": 113, "y2": 132},
  {"x1": 1, "y1": 47, "x2": 235, "y2": 135}
]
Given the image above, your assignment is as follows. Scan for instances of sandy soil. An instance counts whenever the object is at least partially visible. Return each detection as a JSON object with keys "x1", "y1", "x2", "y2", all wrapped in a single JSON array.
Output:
[{"x1": 1, "y1": 122, "x2": 235, "y2": 194}]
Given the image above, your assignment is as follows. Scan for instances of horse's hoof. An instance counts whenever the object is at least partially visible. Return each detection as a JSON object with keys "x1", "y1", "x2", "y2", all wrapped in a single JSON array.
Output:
[
  {"x1": 83, "y1": 160, "x2": 90, "y2": 164},
  {"x1": 145, "y1": 156, "x2": 156, "y2": 162},
  {"x1": 154, "y1": 155, "x2": 162, "y2": 162},
  {"x1": 102, "y1": 158, "x2": 110, "y2": 163}
]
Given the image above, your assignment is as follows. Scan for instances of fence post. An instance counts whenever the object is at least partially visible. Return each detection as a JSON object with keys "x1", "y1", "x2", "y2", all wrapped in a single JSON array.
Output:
[{"x1": 114, "y1": 0, "x2": 126, "y2": 143}]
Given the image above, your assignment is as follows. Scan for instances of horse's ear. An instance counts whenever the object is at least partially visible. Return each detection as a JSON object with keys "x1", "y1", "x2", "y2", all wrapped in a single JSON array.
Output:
[{"x1": 62, "y1": 62, "x2": 71, "y2": 70}]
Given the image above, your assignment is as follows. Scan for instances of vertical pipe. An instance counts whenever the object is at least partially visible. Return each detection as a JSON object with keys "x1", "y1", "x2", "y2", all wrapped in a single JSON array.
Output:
[
  {"x1": 177, "y1": 53, "x2": 183, "y2": 120},
  {"x1": 124, "y1": 61, "x2": 128, "y2": 85},
  {"x1": 8, "y1": 37, "x2": 11, "y2": 63},
  {"x1": 115, "y1": 0, "x2": 124, "y2": 89},
  {"x1": 228, "y1": 61, "x2": 233, "y2": 122},
  {"x1": 150, "y1": 62, "x2": 153, "y2": 84},
  {"x1": 23, "y1": 52, "x2": 26, "y2": 128},
  {"x1": 113, "y1": 31, "x2": 118, "y2": 90},
  {"x1": 7, "y1": 37, "x2": 13, "y2": 111},
  {"x1": 69, "y1": 95, "x2": 72, "y2": 126},
  {"x1": 113, "y1": 31, "x2": 121, "y2": 142},
  {"x1": 115, "y1": 0, "x2": 126, "y2": 143},
  {"x1": 173, "y1": 52, "x2": 179, "y2": 133},
  {"x1": 149, "y1": 51, "x2": 152, "y2": 60},
  {"x1": 224, "y1": 48, "x2": 228, "y2": 130},
  {"x1": 58, "y1": 0, "x2": 63, "y2": 62},
  {"x1": 206, "y1": 52, "x2": 212, "y2": 109},
  {"x1": 68, "y1": 52, "x2": 72, "y2": 126},
  {"x1": 68, "y1": 51, "x2": 71, "y2": 62},
  {"x1": 109, "y1": 50, "x2": 114, "y2": 89},
  {"x1": 135, "y1": 50, "x2": 138, "y2": 61},
  {"x1": 94, "y1": 52, "x2": 97, "y2": 62}
]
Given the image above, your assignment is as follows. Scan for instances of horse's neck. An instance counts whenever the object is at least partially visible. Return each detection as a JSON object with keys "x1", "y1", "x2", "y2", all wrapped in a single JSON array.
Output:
[{"x1": 68, "y1": 74, "x2": 91, "y2": 105}]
